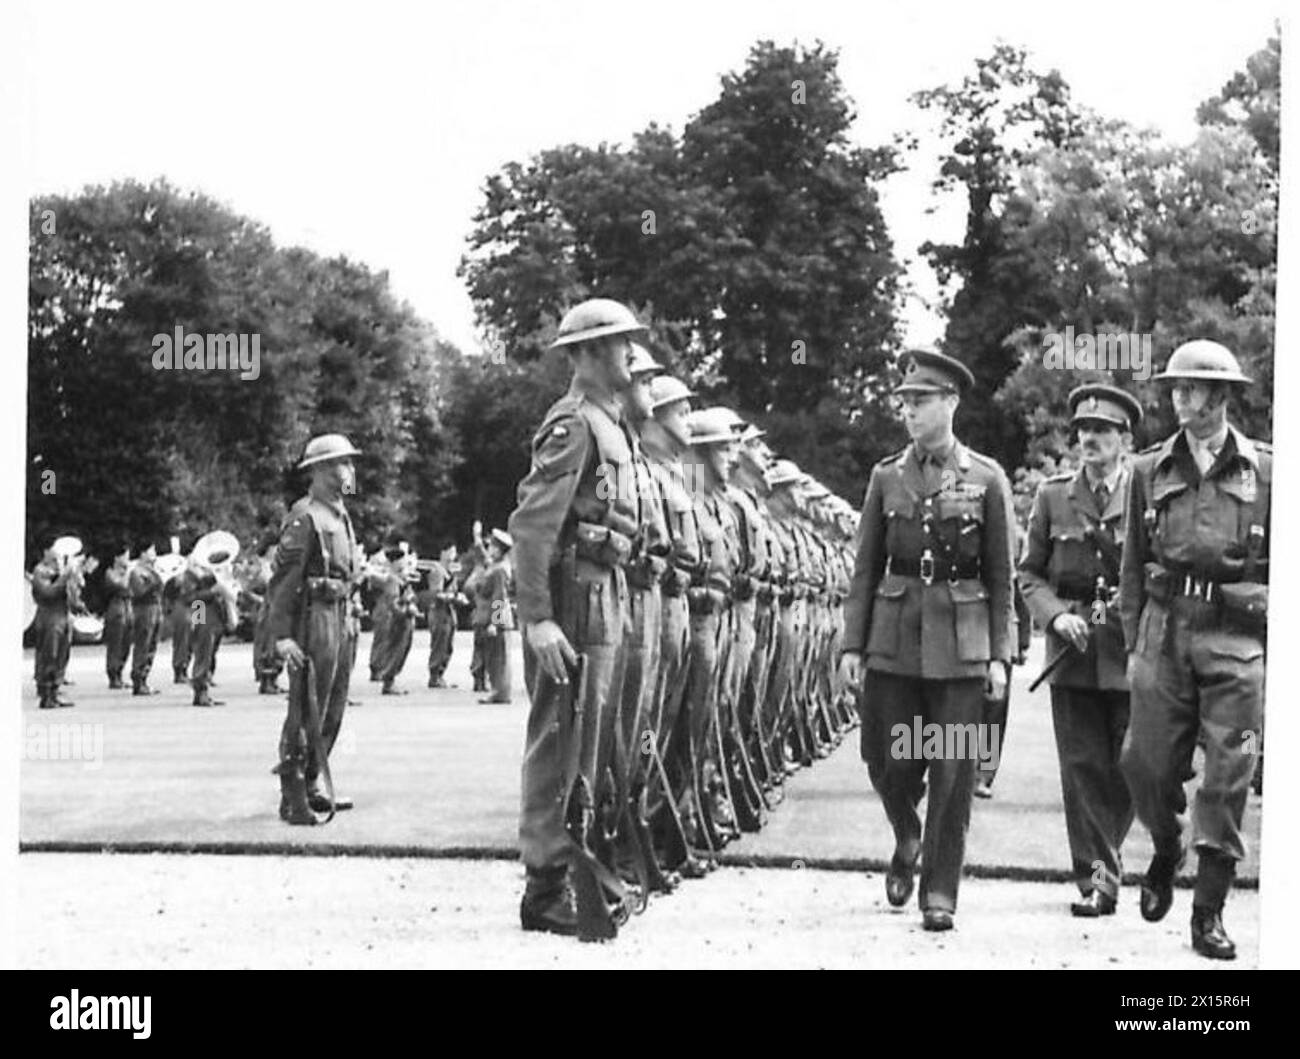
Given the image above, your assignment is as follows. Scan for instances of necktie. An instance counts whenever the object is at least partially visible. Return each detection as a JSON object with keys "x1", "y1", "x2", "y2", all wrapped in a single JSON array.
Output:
[{"x1": 1094, "y1": 482, "x2": 1109, "y2": 510}]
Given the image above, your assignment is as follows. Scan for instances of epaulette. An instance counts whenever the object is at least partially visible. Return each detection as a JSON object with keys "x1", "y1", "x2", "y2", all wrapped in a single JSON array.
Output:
[
  {"x1": 1045, "y1": 470, "x2": 1074, "y2": 483},
  {"x1": 965, "y1": 448, "x2": 1006, "y2": 472},
  {"x1": 879, "y1": 447, "x2": 909, "y2": 467},
  {"x1": 1253, "y1": 440, "x2": 1272, "y2": 453},
  {"x1": 1137, "y1": 441, "x2": 1163, "y2": 455}
]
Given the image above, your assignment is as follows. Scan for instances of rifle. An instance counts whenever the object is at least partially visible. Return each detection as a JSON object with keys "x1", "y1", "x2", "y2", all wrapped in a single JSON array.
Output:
[{"x1": 560, "y1": 653, "x2": 629, "y2": 942}]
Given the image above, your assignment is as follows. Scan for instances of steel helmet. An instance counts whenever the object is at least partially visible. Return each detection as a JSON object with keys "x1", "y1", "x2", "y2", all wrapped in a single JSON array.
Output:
[
  {"x1": 649, "y1": 376, "x2": 695, "y2": 413},
  {"x1": 766, "y1": 459, "x2": 804, "y2": 488},
  {"x1": 298, "y1": 433, "x2": 362, "y2": 469},
  {"x1": 688, "y1": 408, "x2": 741, "y2": 446},
  {"x1": 1152, "y1": 340, "x2": 1252, "y2": 384},
  {"x1": 626, "y1": 342, "x2": 663, "y2": 377},
  {"x1": 550, "y1": 298, "x2": 647, "y2": 349}
]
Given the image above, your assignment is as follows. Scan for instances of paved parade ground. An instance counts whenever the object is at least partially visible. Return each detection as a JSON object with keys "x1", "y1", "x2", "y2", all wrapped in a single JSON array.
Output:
[{"x1": 17, "y1": 631, "x2": 1262, "y2": 968}]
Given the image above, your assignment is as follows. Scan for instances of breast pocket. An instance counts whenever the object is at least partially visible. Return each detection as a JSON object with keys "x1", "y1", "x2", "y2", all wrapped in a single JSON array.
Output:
[
  {"x1": 867, "y1": 579, "x2": 908, "y2": 657},
  {"x1": 939, "y1": 496, "x2": 985, "y2": 560},
  {"x1": 949, "y1": 581, "x2": 990, "y2": 662},
  {"x1": 1152, "y1": 478, "x2": 1190, "y2": 547},
  {"x1": 883, "y1": 498, "x2": 918, "y2": 557}
]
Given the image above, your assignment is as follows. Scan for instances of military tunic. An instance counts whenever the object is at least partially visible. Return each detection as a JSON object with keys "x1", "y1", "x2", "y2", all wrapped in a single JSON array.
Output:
[
  {"x1": 103, "y1": 562, "x2": 133, "y2": 683},
  {"x1": 267, "y1": 491, "x2": 363, "y2": 779},
  {"x1": 1020, "y1": 465, "x2": 1134, "y2": 896},
  {"x1": 508, "y1": 376, "x2": 637, "y2": 875},
  {"x1": 843, "y1": 440, "x2": 1014, "y2": 913},
  {"x1": 1119, "y1": 426, "x2": 1269, "y2": 905}
]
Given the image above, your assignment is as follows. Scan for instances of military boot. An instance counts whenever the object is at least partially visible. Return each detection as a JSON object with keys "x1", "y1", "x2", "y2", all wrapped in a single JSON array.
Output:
[
  {"x1": 520, "y1": 866, "x2": 578, "y2": 936},
  {"x1": 108, "y1": 672, "x2": 125, "y2": 690},
  {"x1": 306, "y1": 775, "x2": 354, "y2": 813},
  {"x1": 132, "y1": 678, "x2": 159, "y2": 696},
  {"x1": 1139, "y1": 847, "x2": 1184, "y2": 922},
  {"x1": 173, "y1": 669, "x2": 188, "y2": 685},
  {"x1": 1191, "y1": 905, "x2": 1236, "y2": 960},
  {"x1": 273, "y1": 759, "x2": 317, "y2": 826},
  {"x1": 192, "y1": 685, "x2": 224, "y2": 707}
]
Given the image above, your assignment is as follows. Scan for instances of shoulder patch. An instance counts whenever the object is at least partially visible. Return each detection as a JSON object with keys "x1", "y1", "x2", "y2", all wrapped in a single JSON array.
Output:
[{"x1": 1046, "y1": 471, "x2": 1074, "y2": 482}]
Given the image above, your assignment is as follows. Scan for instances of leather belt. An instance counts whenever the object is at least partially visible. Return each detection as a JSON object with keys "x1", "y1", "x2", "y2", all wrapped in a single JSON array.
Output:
[
  {"x1": 886, "y1": 554, "x2": 981, "y2": 584},
  {"x1": 306, "y1": 576, "x2": 350, "y2": 602},
  {"x1": 1054, "y1": 582, "x2": 1115, "y2": 603}
]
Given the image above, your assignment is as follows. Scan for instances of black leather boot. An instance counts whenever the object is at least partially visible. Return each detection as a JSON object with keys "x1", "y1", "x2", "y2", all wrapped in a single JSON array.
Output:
[
  {"x1": 1191, "y1": 904, "x2": 1236, "y2": 960},
  {"x1": 520, "y1": 866, "x2": 578, "y2": 936},
  {"x1": 273, "y1": 759, "x2": 317, "y2": 825}
]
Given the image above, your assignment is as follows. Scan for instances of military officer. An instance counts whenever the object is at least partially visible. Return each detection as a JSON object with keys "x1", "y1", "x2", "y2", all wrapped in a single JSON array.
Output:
[
  {"x1": 508, "y1": 298, "x2": 643, "y2": 939},
  {"x1": 267, "y1": 433, "x2": 364, "y2": 824},
  {"x1": 1120, "y1": 341, "x2": 1269, "y2": 960},
  {"x1": 1020, "y1": 384, "x2": 1140, "y2": 916},
  {"x1": 375, "y1": 539, "x2": 419, "y2": 695},
  {"x1": 128, "y1": 540, "x2": 165, "y2": 696},
  {"x1": 103, "y1": 544, "x2": 134, "y2": 689},
  {"x1": 840, "y1": 349, "x2": 1015, "y2": 932}
]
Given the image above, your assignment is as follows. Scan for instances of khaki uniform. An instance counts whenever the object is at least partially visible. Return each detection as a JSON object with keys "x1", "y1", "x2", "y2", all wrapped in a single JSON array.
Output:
[
  {"x1": 509, "y1": 376, "x2": 637, "y2": 874},
  {"x1": 424, "y1": 560, "x2": 458, "y2": 684},
  {"x1": 128, "y1": 562, "x2": 164, "y2": 688},
  {"x1": 1020, "y1": 466, "x2": 1134, "y2": 896},
  {"x1": 103, "y1": 562, "x2": 133, "y2": 683},
  {"x1": 844, "y1": 441, "x2": 1015, "y2": 913},
  {"x1": 31, "y1": 559, "x2": 72, "y2": 703},
  {"x1": 267, "y1": 492, "x2": 363, "y2": 783},
  {"x1": 1120, "y1": 426, "x2": 1269, "y2": 905}
]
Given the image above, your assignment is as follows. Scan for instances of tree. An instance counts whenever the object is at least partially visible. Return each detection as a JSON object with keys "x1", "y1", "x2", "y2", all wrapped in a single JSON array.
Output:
[
  {"x1": 28, "y1": 179, "x2": 460, "y2": 566},
  {"x1": 911, "y1": 44, "x2": 1084, "y2": 467},
  {"x1": 458, "y1": 40, "x2": 904, "y2": 497}
]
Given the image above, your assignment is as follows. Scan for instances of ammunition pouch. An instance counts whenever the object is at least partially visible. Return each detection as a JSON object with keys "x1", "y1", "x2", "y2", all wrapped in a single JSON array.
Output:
[
  {"x1": 1219, "y1": 582, "x2": 1268, "y2": 638},
  {"x1": 626, "y1": 553, "x2": 667, "y2": 590},
  {"x1": 573, "y1": 521, "x2": 633, "y2": 569},
  {"x1": 687, "y1": 587, "x2": 726, "y2": 615},
  {"x1": 661, "y1": 565, "x2": 691, "y2": 597},
  {"x1": 305, "y1": 577, "x2": 350, "y2": 603}
]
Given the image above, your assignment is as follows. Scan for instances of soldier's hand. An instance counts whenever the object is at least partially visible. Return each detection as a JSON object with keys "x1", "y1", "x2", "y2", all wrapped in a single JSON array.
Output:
[
  {"x1": 275, "y1": 638, "x2": 306, "y2": 672},
  {"x1": 986, "y1": 660, "x2": 1009, "y2": 700},
  {"x1": 485, "y1": 624, "x2": 498, "y2": 638},
  {"x1": 838, "y1": 651, "x2": 863, "y2": 691},
  {"x1": 524, "y1": 619, "x2": 577, "y2": 684},
  {"x1": 1051, "y1": 612, "x2": 1090, "y2": 653}
]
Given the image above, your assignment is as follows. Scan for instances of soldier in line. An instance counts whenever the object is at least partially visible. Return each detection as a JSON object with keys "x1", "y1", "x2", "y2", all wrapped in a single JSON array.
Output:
[
  {"x1": 1120, "y1": 341, "x2": 1269, "y2": 961},
  {"x1": 169, "y1": 566, "x2": 193, "y2": 686},
  {"x1": 1020, "y1": 385, "x2": 1141, "y2": 916},
  {"x1": 638, "y1": 374, "x2": 710, "y2": 877},
  {"x1": 608, "y1": 346, "x2": 674, "y2": 890},
  {"x1": 508, "y1": 299, "x2": 643, "y2": 939},
  {"x1": 424, "y1": 541, "x2": 463, "y2": 688},
  {"x1": 128, "y1": 539, "x2": 165, "y2": 697},
  {"x1": 840, "y1": 350, "x2": 1015, "y2": 933},
  {"x1": 680, "y1": 408, "x2": 745, "y2": 847},
  {"x1": 466, "y1": 529, "x2": 515, "y2": 704},
  {"x1": 761, "y1": 461, "x2": 809, "y2": 781},
  {"x1": 30, "y1": 534, "x2": 78, "y2": 710},
  {"x1": 103, "y1": 543, "x2": 134, "y2": 690},
  {"x1": 268, "y1": 433, "x2": 365, "y2": 825}
]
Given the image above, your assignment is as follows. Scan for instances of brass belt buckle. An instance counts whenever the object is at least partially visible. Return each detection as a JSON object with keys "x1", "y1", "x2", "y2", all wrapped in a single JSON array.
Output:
[{"x1": 919, "y1": 549, "x2": 935, "y2": 586}]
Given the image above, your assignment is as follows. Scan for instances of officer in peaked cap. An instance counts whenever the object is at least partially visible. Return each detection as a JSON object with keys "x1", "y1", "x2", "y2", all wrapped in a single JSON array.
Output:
[
  {"x1": 1020, "y1": 383, "x2": 1141, "y2": 917},
  {"x1": 1120, "y1": 340, "x2": 1268, "y2": 960},
  {"x1": 840, "y1": 348, "x2": 1014, "y2": 932}
]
